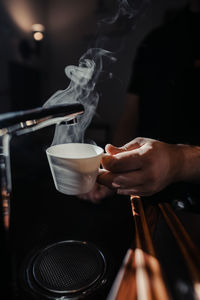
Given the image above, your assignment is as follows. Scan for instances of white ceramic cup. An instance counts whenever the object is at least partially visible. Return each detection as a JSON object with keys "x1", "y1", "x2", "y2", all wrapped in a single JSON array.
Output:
[{"x1": 46, "y1": 143, "x2": 104, "y2": 195}]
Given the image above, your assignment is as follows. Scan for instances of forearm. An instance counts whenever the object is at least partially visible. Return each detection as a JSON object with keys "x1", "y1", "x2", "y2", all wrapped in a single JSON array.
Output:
[{"x1": 174, "y1": 144, "x2": 200, "y2": 183}]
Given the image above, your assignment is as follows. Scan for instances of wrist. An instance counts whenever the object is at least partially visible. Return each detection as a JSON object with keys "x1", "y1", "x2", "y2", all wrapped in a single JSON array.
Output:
[{"x1": 172, "y1": 144, "x2": 200, "y2": 183}]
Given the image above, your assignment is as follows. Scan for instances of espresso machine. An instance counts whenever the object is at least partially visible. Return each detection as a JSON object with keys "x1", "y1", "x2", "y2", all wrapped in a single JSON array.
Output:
[{"x1": 0, "y1": 103, "x2": 108, "y2": 300}]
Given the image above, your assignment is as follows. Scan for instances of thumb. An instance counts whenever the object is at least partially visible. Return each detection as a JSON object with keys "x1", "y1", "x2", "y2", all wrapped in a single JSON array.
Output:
[
  {"x1": 105, "y1": 139, "x2": 141, "y2": 155},
  {"x1": 105, "y1": 144, "x2": 124, "y2": 155}
]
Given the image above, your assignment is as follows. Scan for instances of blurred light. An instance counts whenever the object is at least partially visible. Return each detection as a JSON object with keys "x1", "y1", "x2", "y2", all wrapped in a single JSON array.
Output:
[
  {"x1": 2, "y1": 0, "x2": 34, "y2": 33},
  {"x1": 31, "y1": 23, "x2": 45, "y2": 33},
  {"x1": 33, "y1": 31, "x2": 44, "y2": 41},
  {"x1": 32, "y1": 23, "x2": 45, "y2": 42}
]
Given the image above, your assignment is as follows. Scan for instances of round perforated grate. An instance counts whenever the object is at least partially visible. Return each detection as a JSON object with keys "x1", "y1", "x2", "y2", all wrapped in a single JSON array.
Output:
[{"x1": 32, "y1": 240, "x2": 106, "y2": 294}]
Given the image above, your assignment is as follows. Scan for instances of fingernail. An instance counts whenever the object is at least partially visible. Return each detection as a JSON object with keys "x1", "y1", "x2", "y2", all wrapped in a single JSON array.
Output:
[
  {"x1": 112, "y1": 182, "x2": 121, "y2": 188},
  {"x1": 102, "y1": 153, "x2": 109, "y2": 158}
]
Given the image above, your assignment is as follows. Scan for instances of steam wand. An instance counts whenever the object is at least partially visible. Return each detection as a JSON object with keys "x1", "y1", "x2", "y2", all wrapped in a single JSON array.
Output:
[{"x1": 0, "y1": 103, "x2": 84, "y2": 299}]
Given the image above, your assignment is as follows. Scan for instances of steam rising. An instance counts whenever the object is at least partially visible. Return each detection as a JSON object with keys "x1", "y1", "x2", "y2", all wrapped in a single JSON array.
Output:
[
  {"x1": 101, "y1": 0, "x2": 138, "y2": 24},
  {"x1": 99, "y1": 0, "x2": 149, "y2": 28},
  {"x1": 44, "y1": 48, "x2": 116, "y2": 145},
  {"x1": 44, "y1": 0, "x2": 149, "y2": 145}
]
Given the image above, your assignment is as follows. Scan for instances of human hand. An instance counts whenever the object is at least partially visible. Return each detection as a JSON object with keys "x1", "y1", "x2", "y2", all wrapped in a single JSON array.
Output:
[
  {"x1": 97, "y1": 137, "x2": 184, "y2": 196},
  {"x1": 77, "y1": 181, "x2": 114, "y2": 204}
]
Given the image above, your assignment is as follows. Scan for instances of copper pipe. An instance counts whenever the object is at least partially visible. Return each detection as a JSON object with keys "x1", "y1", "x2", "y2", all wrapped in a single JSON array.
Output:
[
  {"x1": 107, "y1": 196, "x2": 169, "y2": 300},
  {"x1": 159, "y1": 202, "x2": 200, "y2": 299},
  {"x1": 107, "y1": 248, "x2": 137, "y2": 300},
  {"x1": 131, "y1": 196, "x2": 169, "y2": 300}
]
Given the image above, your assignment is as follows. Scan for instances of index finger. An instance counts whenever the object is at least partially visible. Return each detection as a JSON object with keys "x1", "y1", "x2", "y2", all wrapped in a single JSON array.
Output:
[
  {"x1": 105, "y1": 142, "x2": 140, "y2": 155},
  {"x1": 101, "y1": 149, "x2": 142, "y2": 173}
]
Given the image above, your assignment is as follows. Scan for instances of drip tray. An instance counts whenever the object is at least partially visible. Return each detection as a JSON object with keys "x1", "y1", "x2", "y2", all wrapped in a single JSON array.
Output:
[{"x1": 21, "y1": 240, "x2": 107, "y2": 299}]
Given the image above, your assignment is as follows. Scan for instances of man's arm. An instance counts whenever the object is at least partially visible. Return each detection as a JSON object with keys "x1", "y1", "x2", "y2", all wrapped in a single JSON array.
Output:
[
  {"x1": 176, "y1": 144, "x2": 200, "y2": 183},
  {"x1": 98, "y1": 138, "x2": 200, "y2": 196}
]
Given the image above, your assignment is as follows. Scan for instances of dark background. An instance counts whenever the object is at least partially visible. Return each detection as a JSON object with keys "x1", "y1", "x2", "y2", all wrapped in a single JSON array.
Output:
[
  {"x1": 1, "y1": 1, "x2": 200, "y2": 300},
  {"x1": 0, "y1": 0, "x2": 188, "y2": 136}
]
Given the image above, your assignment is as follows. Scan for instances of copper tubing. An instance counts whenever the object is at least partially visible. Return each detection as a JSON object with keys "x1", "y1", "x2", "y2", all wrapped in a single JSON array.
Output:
[
  {"x1": 130, "y1": 196, "x2": 169, "y2": 300},
  {"x1": 107, "y1": 248, "x2": 137, "y2": 300},
  {"x1": 107, "y1": 196, "x2": 169, "y2": 300},
  {"x1": 159, "y1": 202, "x2": 200, "y2": 299}
]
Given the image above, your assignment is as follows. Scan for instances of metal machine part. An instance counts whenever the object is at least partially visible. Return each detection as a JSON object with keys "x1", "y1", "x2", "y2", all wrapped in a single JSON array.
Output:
[
  {"x1": 21, "y1": 240, "x2": 107, "y2": 300},
  {"x1": 0, "y1": 103, "x2": 84, "y2": 231}
]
